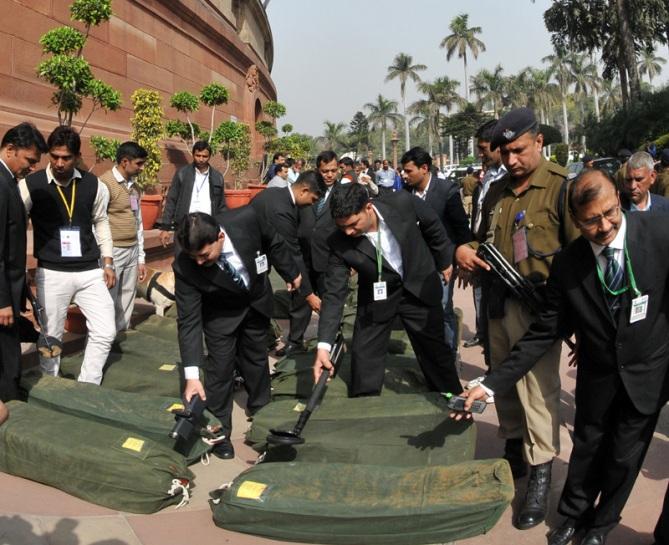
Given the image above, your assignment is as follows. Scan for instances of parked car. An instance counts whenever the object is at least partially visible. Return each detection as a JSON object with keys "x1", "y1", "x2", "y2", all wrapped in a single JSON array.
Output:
[{"x1": 566, "y1": 157, "x2": 621, "y2": 180}]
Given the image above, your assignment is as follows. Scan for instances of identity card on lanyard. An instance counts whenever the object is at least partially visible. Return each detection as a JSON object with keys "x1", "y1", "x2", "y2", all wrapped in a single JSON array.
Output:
[
  {"x1": 57, "y1": 180, "x2": 82, "y2": 258},
  {"x1": 373, "y1": 229, "x2": 387, "y2": 301},
  {"x1": 255, "y1": 251, "x2": 268, "y2": 274}
]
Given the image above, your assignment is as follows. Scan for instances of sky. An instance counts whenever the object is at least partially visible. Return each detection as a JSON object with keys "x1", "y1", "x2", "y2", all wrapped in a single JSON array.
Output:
[{"x1": 265, "y1": 0, "x2": 558, "y2": 136}]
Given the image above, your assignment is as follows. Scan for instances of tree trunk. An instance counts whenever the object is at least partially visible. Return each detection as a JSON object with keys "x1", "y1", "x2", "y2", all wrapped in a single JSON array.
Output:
[
  {"x1": 427, "y1": 126, "x2": 433, "y2": 157},
  {"x1": 381, "y1": 124, "x2": 387, "y2": 160},
  {"x1": 463, "y1": 54, "x2": 469, "y2": 103},
  {"x1": 402, "y1": 91, "x2": 410, "y2": 152},
  {"x1": 618, "y1": 58, "x2": 630, "y2": 108},
  {"x1": 561, "y1": 97, "x2": 570, "y2": 147},
  {"x1": 591, "y1": 52, "x2": 601, "y2": 122},
  {"x1": 615, "y1": 0, "x2": 641, "y2": 102}
]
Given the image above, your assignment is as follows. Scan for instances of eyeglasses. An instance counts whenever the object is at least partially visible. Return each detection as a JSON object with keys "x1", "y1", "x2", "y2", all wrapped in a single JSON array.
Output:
[{"x1": 577, "y1": 205, "x2": 620, "y2": 228}]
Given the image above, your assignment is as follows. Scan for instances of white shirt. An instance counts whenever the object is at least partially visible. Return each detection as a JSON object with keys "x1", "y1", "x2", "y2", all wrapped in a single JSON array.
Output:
[
  {"x1": 267, "y1": 175, "x2": 289, "y2": 188},
  {"x1": 19, "y1": 164, "x2": 115, "y2": 258},
  {"x1": 318, "y1": 206, "x2": 403, "y2": 353},
  {"x1": 474, "y1": 164, "x2": 507, "y2": 233},
  {"x1": 188, "y1": 167, "x2": 212, "y2": 215},
  {"x1": 589, "y1": 214, "x2": 626, "y2": 273},
  {"x1": 112, "y1": 166, "x2": 145, "y2": 264},
  {"x1": 288, "y1": 168, "x2": 300, "y2": 183},
  {"x1": 184, "y1": 227, "x2": 250, "y2": 380}
]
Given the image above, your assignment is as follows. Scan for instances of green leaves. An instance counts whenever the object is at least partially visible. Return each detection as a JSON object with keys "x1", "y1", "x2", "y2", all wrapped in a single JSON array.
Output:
[
  {"x1": 170, "y1": 91, "x2": 199, "y2": 113},
  {"x1": 70, "y1": 0, "x2": 112, "y2": 26},
  {"x1": 38, "y1": 55, "x2": 92, "y2": 92},
  {"x1": 131, "y1": 89, "x2": 164, "y2": 190},
  {"x1": 166, "y1": 119, "x2": 200, "y2": 140},
  {"x1": 281, "y1": 123, "x2": 293, "y2": 134},
  {"x1": 40, "y1": 27, "x2": 85, "y2": 55},
  {"x1": 200, "y1": 83, "x2": 229, "y2": 106},
  {"x1": 255, "y1": 120, "x2": 277, "y2": 139},
  {"x1": 262, "y1": 100, "x2": 286, "y2": 119},
  {"x1": 87, "y1": 79, "x2": 121, "y2": 111},
  {"x1": 89, "y1": 135, "x2": 120, "y2": 163}
]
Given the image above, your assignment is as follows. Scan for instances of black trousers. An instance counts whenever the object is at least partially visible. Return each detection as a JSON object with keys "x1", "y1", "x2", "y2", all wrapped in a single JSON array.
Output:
[
  {"x1": 287, "y1": 290, "x2": 311, "y2": 346},
  {"x1": 349, "y1": 289, "x2": 461, "y2": 397},
  {"x1": 558, "y1": 382, "x2": 660, "y2": 532},
  {"x1": 0, "y1": 323, "x2": 21, "y2": 401},
  {"x1": 655, "y1": 483, "x2": 669, "y2": 545},
  {"x1": 203, "y1": 308, "x2": 271, "y2": 435}
]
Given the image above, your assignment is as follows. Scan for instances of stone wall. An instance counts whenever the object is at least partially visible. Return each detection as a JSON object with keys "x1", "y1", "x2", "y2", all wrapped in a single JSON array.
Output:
[{"x1": 0, "y1": 0, "x2": 276, "y2": 187}]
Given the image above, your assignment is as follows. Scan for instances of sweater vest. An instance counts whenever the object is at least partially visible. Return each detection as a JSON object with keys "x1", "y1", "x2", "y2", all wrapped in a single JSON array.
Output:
[
  {"x1": 26, "y1": 169, "x2": 100, "y2": 271},
  {"x1": 99, "y1": 170, "x2": 138, "y2": 247}
]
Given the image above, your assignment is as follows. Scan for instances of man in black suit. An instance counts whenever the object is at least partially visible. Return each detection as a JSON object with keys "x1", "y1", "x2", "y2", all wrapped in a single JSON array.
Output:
[
  {"x1": 173, "y1": 210, "x2": 301, "y2": 459},
  {"x1": 401, "y1": 147, "x2": 473, "y2": 353},
  {"x1": 251, "y1": 172, "x2": 321, "y2": 356},
  {"x1": 0, "y1": 122, "x2": 47, "y2": 402},
  {"x1": 461, "y1": 168, "x2": 669, "y2": 545},
  {"x1": 313, "y1": 183, "x2": 461, "y2": 396},
  {"x1": 621, "y1": 151, "x2": 669, "y2": 213},
  {"x1": 159, "y1": 141, "x2": 226, "y2": 247},
  {"x1": 298, "y1": 150, "x2": 340, "y2": 298}
]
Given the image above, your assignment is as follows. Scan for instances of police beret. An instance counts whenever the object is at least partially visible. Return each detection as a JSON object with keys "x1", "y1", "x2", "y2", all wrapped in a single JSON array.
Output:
[
  {"x1": 490, "y1": 107, "x2": 538, "y2": 150},
  {"x1": 618, "y1": 148, "x2": 632, "y2": 159},
  {"x1": 661, "y1": 148, "x2": 669, "y2": 166}
]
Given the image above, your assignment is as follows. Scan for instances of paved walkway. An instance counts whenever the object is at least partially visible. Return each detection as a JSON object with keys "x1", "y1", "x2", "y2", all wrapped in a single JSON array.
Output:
[{"x1": 1, "y1": 286, "x2": 666, "y2": 545}]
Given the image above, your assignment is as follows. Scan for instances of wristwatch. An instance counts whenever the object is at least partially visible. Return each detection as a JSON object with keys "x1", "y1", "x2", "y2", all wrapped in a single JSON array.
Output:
[{"x1": 104, "y1": 263, "x2": 116, "y2": 271}]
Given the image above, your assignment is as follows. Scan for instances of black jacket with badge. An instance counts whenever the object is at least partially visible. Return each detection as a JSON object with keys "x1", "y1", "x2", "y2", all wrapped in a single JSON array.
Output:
[
  {"x1": 318, "y1": 190, "x2": 451, "y2": 345},
  {"x1": 172, "y1": 205, "x2": 298, "y2": 367},
  {"x1": 0, "y1": 163, "x2": 26, "y2": 316},
  {"x1": 161, "y1": 164, "x2": 226, "y2": 230}
]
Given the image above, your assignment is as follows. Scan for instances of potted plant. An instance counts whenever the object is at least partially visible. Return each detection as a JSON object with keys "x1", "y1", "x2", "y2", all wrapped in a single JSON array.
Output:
[
  {"x1": 214, "y1": 121, "x2": 253, "y2": 207},
  {"x1": 131, "y1": 88, "x2": 165, "y2": 229}
]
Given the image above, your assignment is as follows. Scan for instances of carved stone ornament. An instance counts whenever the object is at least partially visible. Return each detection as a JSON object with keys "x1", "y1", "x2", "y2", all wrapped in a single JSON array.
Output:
[{"x1": 246, "y1": 64, "x2": 259, "y2": 93}]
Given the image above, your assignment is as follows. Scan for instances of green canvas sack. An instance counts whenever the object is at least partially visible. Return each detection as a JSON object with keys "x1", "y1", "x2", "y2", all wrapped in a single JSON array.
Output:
[
  {"x1": 0, "y1": 401, "x2": 194, "y2": 514},
  {"x1": 211, "y1": 459, "x2": 514, "y2": 545},
  {"x1": 21, "y1": 374, "x2": 220, "y2": 464},
  {"x1": 247, "y1": 393, "x2": 476, "y2": 467}
]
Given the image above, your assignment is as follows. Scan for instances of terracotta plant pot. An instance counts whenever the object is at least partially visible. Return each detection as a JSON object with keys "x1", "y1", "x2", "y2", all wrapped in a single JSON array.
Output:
[
  {"x1": 65, "y1": 305, "x2": 87, "y2": 334},
  {"x1": 225, "y1": 189, "x2": 252, "y2": 209},
  {"x1": 246, "y1": 183, "x2": 266, "y2": 200},
  {"x1": 140, "y1": 194, "x2": 163, "y2": 230}
]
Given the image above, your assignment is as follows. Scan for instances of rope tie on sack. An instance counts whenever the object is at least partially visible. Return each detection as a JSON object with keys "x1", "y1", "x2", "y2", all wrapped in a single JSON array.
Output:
[{"x1": 167, "y1": 479, "x2": 191, "y2": 509}]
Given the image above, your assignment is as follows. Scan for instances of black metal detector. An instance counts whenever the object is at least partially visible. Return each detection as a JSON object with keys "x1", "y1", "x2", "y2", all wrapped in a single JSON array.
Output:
[
  {"x1": 26, "y1": 281, "x2": 63, "y2": 358},
  {"x1": 266, "y1": 329, "x2": 345, "y2": 446}
]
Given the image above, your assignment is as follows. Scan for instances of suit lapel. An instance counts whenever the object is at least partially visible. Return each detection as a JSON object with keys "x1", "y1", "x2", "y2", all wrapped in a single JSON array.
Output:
[{"x1": 574, "y1": 238, "x2": 615, "y2": 327}]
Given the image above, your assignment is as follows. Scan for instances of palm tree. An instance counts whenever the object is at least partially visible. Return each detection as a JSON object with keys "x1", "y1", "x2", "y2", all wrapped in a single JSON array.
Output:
[
  {"x1": 440, "y1": 14, "x2": 486, "y2": 102},
  {"x1": 525, "y1": 68, "x2": 559, "y2": 124},
  {"x1": 386, "y1": 53, "x2": 426, "y2": 152},
  {"x1": 505, "y1": 71, "x2": 531, "y2": 110},
  {"x1": 470, "y1": 65, "x2": 505, "y2": 118},
  {"x1": 599, "y1": 77, "x2": 623, "y2": 116},
  {"x1": 638, "y1": 48, "x2": 667, "y2": 86},
  {"x1": 318, "y1": 121, "x2": 347, "y2": 152},
  {"x1": 364, "y1": 95, "x2": 401, "y2": 160},
  {"x1": 543, "y1": 48, "x2": 574, "y2": 146}
]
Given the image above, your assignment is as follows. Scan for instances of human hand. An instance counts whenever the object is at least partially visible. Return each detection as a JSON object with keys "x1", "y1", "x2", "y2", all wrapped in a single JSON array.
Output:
[
  {"x1": 287, "y1": 273, "x2": 302, "y2": 292},
  {"x1": 159, "y1": 230, "x2": 172, "y2": 248},
  {"x1": 455, "y1": 245, "x2": 490, "y2": 273},
  {"x1": 0, "y1": 306, "x2": 14, "y2": 327},
  {"x1": 103, "y1": 267, "x2": 116, "y2": 289},
  {"x1": 138, "y1": 264, "x2": 147, "y2": 282},
  {"x1": 442, "y1": 265, "x2": 453, "y2": 284},
  {"x1": 313, "y1": 348, "x2": 333, "y2": 383},
  {"x1": 449, "y1": 388, "x2": 487, "y2": 421},
  {"x1": 306, "y1": 293, "x2": 321, "y2": 313},
  {"x1": 184, "y1": 379, "x2": 206, "y2": 402}
]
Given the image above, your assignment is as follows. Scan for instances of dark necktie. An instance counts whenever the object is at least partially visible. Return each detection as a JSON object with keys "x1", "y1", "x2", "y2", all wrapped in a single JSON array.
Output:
[
  {"x1": 315, "y1": 194, "x2": 327, "y2": 215},
  {"x1": 603, "y1": 246, "x2": 624, "y2": 312},
  {"x1": 218, "y1": 255, "x2": 246, "y2": 289}
]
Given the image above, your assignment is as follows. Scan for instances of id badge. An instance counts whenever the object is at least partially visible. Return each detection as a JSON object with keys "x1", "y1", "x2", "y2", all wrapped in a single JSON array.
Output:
[
  {"x1": 60, "y1": 227, "x2": 82, "y2": 257},
  {"x1": 630, "y1": 294, "x2": 648, "y2": 323},
  {"x1": 373, "y1": 281, "x2": 387, "y2": 301},
  {"x1": 512, "y1": 227, "x2": 529, "y2": 263},
  {"x1": 129, "y1": 195, "x2": 139, "y2": 212},
  {"x1": 255, "y1": 253, "x2": 268, "y2": 274}
]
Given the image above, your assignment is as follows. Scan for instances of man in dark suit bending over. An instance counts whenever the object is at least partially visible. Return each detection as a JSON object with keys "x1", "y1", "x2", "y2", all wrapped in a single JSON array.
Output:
[
  {"x1": 313, "y1": 182, "x2": 461, "y2": 396},
  {"x1": 173, "y1": 210, "x2": 301, "y2": 459},
  {"x1": 460, "y1": 169, "x2": 669, "y2": 545}
]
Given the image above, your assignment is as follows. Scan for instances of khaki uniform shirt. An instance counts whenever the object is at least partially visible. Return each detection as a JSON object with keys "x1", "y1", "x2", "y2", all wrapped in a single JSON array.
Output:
[
  {"x1": 461, "y1": 175, "x2": 478, "y2": 197},
  {"x1": 653, "y1": 168, "x2": 669, "y2": 197},
  {"x1": 470, "y1": 158, "x2": 580, "y2": 283}
]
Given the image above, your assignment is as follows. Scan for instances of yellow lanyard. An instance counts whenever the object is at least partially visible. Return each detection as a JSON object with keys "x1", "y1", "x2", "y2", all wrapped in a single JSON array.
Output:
[{"x1": 56, "y1": 179, "x2": 77, "y2": 225}]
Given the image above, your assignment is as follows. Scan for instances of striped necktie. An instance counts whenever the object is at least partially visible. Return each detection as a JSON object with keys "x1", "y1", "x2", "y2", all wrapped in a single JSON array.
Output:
[{"x1": 603, "y1": 246, "x2": 623, "y2": 312}]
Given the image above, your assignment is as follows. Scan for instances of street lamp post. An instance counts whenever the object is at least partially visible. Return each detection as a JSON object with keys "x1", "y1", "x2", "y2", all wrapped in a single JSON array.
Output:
[{"x1": 391, "y1": 130, "x2": 399, "y2": 170}]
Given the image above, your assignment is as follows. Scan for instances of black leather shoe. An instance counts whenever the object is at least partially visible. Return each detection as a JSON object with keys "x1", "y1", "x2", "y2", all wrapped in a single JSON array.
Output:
[
  {"x1": 504, "y1": 438, "x2": 528, "y2": 479},
  {"x1": 211, "y1": 439, "x2": 235, "y2": 460},
  {"x1": 547, "y1": 518, "x2": 578, "y2": 545},
  {"x1": 463, "y1": 335, "x2": 483, "y2": 348},
  {"x1": 275, "y1": 343, "x2": 306, "y2": 358},
  {"x1": 581, "y1": 530, "x2": 607, "y2": 545},
  {"x1": 515, "y1": 460, "x2": 552, "y2": 530}
]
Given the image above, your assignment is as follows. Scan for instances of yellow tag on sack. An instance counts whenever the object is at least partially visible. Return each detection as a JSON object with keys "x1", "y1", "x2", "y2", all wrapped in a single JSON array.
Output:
[
  {"x1": 166, "y1": 403, "x2": 184, "y2": 413},
  {"x1": 122, "y1": 437, "x2": 145, "y2": 452},
  {"x1": 159, "y1": 364, "x2": 176, "y2": 371},
  {"x1": 292, "y1": 402, "x2": 306, "y2": 412},
  {"x1": 237, "y1": 481, "x2": 267, "y2": 500}
]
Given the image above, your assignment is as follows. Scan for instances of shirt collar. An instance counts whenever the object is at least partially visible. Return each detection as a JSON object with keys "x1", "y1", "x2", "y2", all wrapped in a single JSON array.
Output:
[
  {"x1": 631, "y1": 193, "x2": 651, "y2": 211},
  {"x1": 287, "y1": 185, "x2": 297, "y2": 206},
  {"x1": 0, "y1": 159, "x2": 14, "y2": 180},
  {"x1": 413, "y1": 174, "x2": 432, "y2": 197},
  {"x1": 195, "y1": 166, "x2": 210, "y2": 177},
  {"x1": 220, "y1": 227, "x2": 234, "y2": 256},
  {"x1": 47, "y1": 163, "x2": 82, "y2": 186},
  {"x1": 112, "y1": 165, "x2": 134, "y2": 186},
  {"x1": 589, "y1": 214, "x2": 627, "y2": 258}
]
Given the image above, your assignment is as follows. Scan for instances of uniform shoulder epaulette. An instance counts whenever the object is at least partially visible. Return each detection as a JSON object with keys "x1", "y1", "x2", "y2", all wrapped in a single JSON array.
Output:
[{"x1": 545, "y1": 161, "x2": 568, "y2": 178}]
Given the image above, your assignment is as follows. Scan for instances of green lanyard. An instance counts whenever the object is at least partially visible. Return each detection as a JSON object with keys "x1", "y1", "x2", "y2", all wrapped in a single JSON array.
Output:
[
  {"x1": 595, "y1": 244, "x2": 641, "y2": 297},
  {"x1": 375, "y1": 228, "x2": 383, "y2": 282}
]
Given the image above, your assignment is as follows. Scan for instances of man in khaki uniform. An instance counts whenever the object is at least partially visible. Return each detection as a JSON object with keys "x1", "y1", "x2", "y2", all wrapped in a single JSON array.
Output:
[
  {"x1": 99, "y1": 142, "x2": 148, "y2": 332},
  {"x1": 652, "y1": 148, "x2": 669, "y2": 197},
  {"x1": 614, "y1": 148, "x2": 631, "y2": 191},
  {"x1": 460, "y1": 166, "x2": 478, "y2": 217},
  {"x1": 456, "y1": 107, "x2": 580, "y2": 531}
]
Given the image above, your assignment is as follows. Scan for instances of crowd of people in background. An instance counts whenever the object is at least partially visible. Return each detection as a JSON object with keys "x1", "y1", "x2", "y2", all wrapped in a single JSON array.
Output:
[{"x1": 0, "y1": 106, "x2": 668, "y2": 545}]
